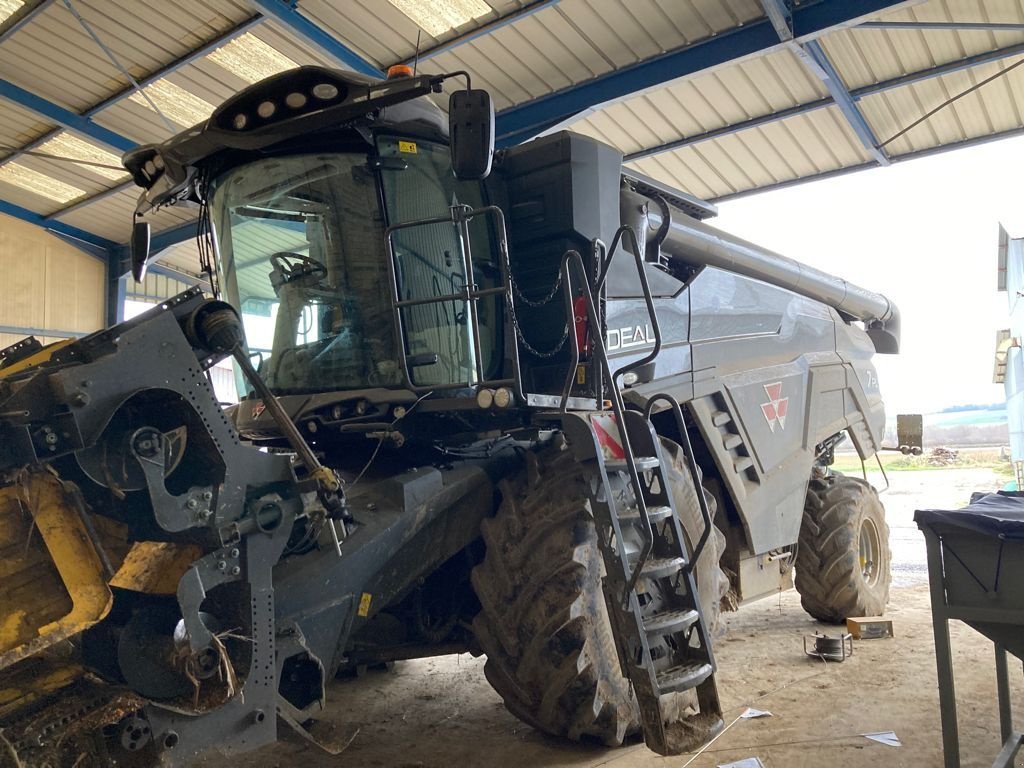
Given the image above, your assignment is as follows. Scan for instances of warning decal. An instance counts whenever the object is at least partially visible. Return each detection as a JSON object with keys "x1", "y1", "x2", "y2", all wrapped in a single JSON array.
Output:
[{"x1": 590, "y1": 413, "x2": 625, "y2": 460}]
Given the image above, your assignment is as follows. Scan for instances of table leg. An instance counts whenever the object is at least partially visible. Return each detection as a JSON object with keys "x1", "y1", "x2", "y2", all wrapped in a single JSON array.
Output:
[{"x1": 924, "y1": 528, "x2": 960, "y2": 768}]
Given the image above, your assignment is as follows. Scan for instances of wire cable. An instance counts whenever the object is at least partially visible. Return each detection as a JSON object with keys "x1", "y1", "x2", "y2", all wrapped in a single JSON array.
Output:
[
  {"x1": 879, "y1": 56, "x2": 1024, "y2": 149},
  {"x1": 62, "y1": 0, "x2": 177, "y2": 133},
  {"x1": 0, "y1": 146, "x2": 126, "y2": 171}
]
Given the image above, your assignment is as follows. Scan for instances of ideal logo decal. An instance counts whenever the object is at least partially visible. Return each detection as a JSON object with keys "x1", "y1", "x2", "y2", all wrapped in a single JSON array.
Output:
[
  {"x1": 606, "y1": 323, "x2": 655, "y2": 352},
  {"x1": 760, "y1": 382, "x2": 789, "y2": 432}
]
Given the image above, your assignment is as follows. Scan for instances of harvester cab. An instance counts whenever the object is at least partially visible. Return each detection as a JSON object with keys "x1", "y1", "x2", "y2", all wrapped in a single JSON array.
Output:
[{"x1": 121, "y1": 63, "x2": 724, "y2": 757}]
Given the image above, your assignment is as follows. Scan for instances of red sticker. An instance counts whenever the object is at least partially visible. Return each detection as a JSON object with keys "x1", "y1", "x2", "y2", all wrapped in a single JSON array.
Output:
[{"x1": 760, "y1": 382, "x2": 789, "y2": 433}]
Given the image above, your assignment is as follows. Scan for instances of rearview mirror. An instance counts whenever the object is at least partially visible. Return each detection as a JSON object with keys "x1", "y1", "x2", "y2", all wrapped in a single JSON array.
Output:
[
  {"x1": 130, "y1": 220, "x2": 152, "y2": 282},
  {"x1": 449, "y1": 89, "x2": 494, "y2": 180}
]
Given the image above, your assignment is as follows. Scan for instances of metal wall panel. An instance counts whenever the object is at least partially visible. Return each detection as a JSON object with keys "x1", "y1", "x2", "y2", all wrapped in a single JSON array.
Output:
[{"x1": 0, "y1": 214, "x2": 105, "y2": 336}]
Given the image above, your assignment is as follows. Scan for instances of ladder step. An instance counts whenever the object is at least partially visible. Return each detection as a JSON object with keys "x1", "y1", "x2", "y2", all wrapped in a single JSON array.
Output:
[
  {"x1": 605, "y1": 456, "x2": 660, "y2": 472},
  {"x1": 711, "y1": 410, "x2": 732, "y2": 427},
  {"x1": 733, "y1": 456, "x2": 754, "y2": 472},
  {"x1": 722, "y1": 434, "x2": 743, "y2": 451},
  {"x1": 636, "y1": 556, "x2": 687, "y2": 580},
  {"x1": 656, "y1": 661, "x2": 714, "y2": 694},
  {"x1": 618, "y1": 505, "x2": 673, "y2": 523},
  {"x1": 644, "y1": 608, "x2": 699, "y2": 636}
]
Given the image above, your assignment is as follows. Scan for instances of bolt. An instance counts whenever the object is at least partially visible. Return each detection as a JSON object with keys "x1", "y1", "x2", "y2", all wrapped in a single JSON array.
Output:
[
  {"x1": 230, "y1": 548, "x2": 239, "y2": 559},
  {"x1": 217, "y1": 560, "x2": 227, "y2": 571},
  {"x1": 186, "y1": 498, "x2": 198, "y2": 510},
  {"x1": 230, "y1": 566, "x2": 241, "y2": 576},
  {"x1": 44, "y1": 431, "x2": 58, "y2": 445},
  {"x1": 202, "y1": 490, "x2": 213, "y2": 501}
]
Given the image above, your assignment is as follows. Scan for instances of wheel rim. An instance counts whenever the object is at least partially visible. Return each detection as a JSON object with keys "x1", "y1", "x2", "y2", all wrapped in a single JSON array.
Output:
[{"x1": 859, "y1": 516, "x2": 881, "y2": 586}]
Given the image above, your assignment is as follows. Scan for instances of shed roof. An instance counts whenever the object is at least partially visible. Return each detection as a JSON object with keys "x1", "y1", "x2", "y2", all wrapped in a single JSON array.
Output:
[{"x1": 0, "y1": 0, "x2": 1020, "y2": 276}]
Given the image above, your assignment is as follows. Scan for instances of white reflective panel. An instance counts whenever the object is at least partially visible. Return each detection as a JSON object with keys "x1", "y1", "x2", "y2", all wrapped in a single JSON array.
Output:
[
  {"x1": 37, "y1": 133, "x2": 127, "y2": 181},
  {"x1": 127, "y1": 80, "x2": 215, "y2": 128},
  {"x1": 208, "y1": 33, "x2": 297, "y2": 85},
  {"x1": 0, "y1": 162, "x2": 85, "y2": 203},
  {"x1": 0, "y1": 0, "x2": 23, "y2": 26},
  {"x1": 387, "y1": 0, "x2": 491, "y2": 37}
]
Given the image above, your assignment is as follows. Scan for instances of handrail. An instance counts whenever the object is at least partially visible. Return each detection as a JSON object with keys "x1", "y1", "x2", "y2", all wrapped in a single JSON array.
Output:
[
  {"x1": 595, "y1": 225, "x2": 663, "y2": 386},
  {"x1": 383, "y1": 204, "x2": 522, "y2": 396},
  {"x1": 643, "y1": 394, "x2": 713, "y2": 571},
  {"x1": 559, "y1": 248, "x2": 652, "y2": 603}
]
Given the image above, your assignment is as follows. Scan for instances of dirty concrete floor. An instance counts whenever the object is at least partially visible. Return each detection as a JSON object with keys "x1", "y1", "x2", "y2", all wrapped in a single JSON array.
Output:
[{"x1": 230, "y1": 467, "x2": 1023, "y2": 768}]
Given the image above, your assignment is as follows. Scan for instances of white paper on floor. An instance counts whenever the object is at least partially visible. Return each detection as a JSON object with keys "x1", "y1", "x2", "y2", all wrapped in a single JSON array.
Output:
[
  {"x1": 740, "y1": 708, "x2": 773, "y2": 719},
  {"x1": 717, "y1": 758, "x2": 765, "y2": 768},
  {"x1": 862, "y1": 731, "x2": 902, "y2": 747}
]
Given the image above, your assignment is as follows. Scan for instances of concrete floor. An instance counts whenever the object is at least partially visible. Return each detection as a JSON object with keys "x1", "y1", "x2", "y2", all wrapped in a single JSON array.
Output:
[{"x1": 220, "y1": 466, "x2": 1023, "y2": 768}]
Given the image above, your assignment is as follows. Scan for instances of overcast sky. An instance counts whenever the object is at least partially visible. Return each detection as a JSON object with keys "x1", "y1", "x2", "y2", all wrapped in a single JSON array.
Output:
[{"x1": 712, "y1": 133, "x2": 1024, "y2": 416}]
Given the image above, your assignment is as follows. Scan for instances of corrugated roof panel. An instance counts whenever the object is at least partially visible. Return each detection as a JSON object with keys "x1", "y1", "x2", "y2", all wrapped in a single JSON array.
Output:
[
  {"x1": 90, "y1": 20, "x2": 339, "y2": 144},
  {"x1": 860, "y1": 55, "x2": 1024, "y2": 157},
  {"x1": 0, "y1": 102, "x2": 53, "y2": 159},
  {"x1": 9, "y1": 151, "x2": 117, "y2": 205},
  {"x1": 298, "y1": 0, "x2": 527, "y2": 69},
  {"x1": 822, "y1": 1, "x2": 1024, "y2": 91},
  {"x1": 53, "y1": 188, "x2": 195, "y2": 243},
  {"x1": 0, "y1": 179, "x2": 67, "y2": 214},
  {"x1": 625, "y1": 106, "x2": 870, "y2": 201},
  {"x1": 571, "y1": 47, "x2": 829, "y2": 161},
  {"x1": 0, "y1": 0, "x2": 252, "y2": 114}
]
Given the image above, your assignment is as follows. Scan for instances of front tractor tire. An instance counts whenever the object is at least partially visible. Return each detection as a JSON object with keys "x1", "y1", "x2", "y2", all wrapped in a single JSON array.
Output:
[
  {"x1": 794, "y1": 474, "x2": 891, "y2": 624},
  {"x1": 470, "y1": 439, "x2": 726, "y2": 746}
]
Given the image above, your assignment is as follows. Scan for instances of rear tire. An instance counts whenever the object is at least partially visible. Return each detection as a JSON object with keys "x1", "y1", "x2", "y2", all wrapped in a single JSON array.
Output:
[
  {"x1": 470, "y1": 439, "x2": 726, "y2": 745},
  {"x1": 794, "y1": 474, "x2": 891, "y2": 624}
]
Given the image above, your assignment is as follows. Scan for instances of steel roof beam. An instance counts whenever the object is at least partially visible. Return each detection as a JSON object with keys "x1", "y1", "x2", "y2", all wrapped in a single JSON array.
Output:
[
  {"x1": 0, "y1": 199, "x2": 117, "y2": 251},
  {"x1": 494, "y1": 0, "x2": 915, "y2": 145},
  {"x1": 760, "y1": 0, "x2": 794, "y2": 41},
  {"x1": 248, "y1": 0, "x2": 383, "y2": 78},
  {"x1": 797, "y1": 39, "x2": 889, "y2": 165},
  {"x1": 627, "y1": 36, "x2": 1024, "y2": 162},
  {"x1": 860, "y1": 21, "x2": 1024, "y2": 32},
  {"x1": 758, "y1": 1, "x2": 888, "y2": 165},
  {"x1": 0, "y1": 79, "x2": 136, "y2": 152},
  {"x1": 44, "y1": 180, "x2": 135, "y2": 220}
]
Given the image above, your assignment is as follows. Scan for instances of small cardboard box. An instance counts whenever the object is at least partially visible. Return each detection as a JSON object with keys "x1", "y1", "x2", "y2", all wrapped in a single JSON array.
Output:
[{"x1": 846, "y1": 616, "x2": 894, "y2": 639}]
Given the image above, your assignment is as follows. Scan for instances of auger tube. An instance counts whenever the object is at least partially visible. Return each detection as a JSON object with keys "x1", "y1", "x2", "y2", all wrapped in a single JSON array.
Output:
[{"x1": 623, "y1": 188, "x2": 900, "y2": 353}]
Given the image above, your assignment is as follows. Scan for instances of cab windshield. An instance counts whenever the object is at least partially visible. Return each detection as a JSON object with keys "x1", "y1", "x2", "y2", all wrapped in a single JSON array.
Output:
[{"x1": 210, "y1": 137, "x2": 501, "y2": 397}]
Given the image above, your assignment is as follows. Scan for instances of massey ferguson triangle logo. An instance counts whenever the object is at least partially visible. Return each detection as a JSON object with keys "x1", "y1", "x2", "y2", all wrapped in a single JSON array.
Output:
[{"x1": 760, "y1": 382, "x2": 789, "y2": 432}]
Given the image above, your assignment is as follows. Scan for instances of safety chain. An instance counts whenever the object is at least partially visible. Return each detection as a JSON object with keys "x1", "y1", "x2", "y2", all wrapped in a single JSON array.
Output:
[
  {"x1": 508, "y1": 268, "x2": 564, "y2": 308},
  {"x1": 510, "y1": 309, "x2": 569, "y2": 358},
  {"x1": 506, "y1": 266, "x2": 570, "y2": 358}
]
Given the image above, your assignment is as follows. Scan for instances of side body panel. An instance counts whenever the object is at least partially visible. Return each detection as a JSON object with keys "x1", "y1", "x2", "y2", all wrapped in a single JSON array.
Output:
[{"x1": 607, "y1": 263, "x2": 884, "y2": 555}]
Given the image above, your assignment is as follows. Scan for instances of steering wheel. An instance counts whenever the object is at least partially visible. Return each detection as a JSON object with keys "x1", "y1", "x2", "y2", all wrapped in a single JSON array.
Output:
[{"x1": 270, "y1": 251, "x2": 328, "y2": 284}]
